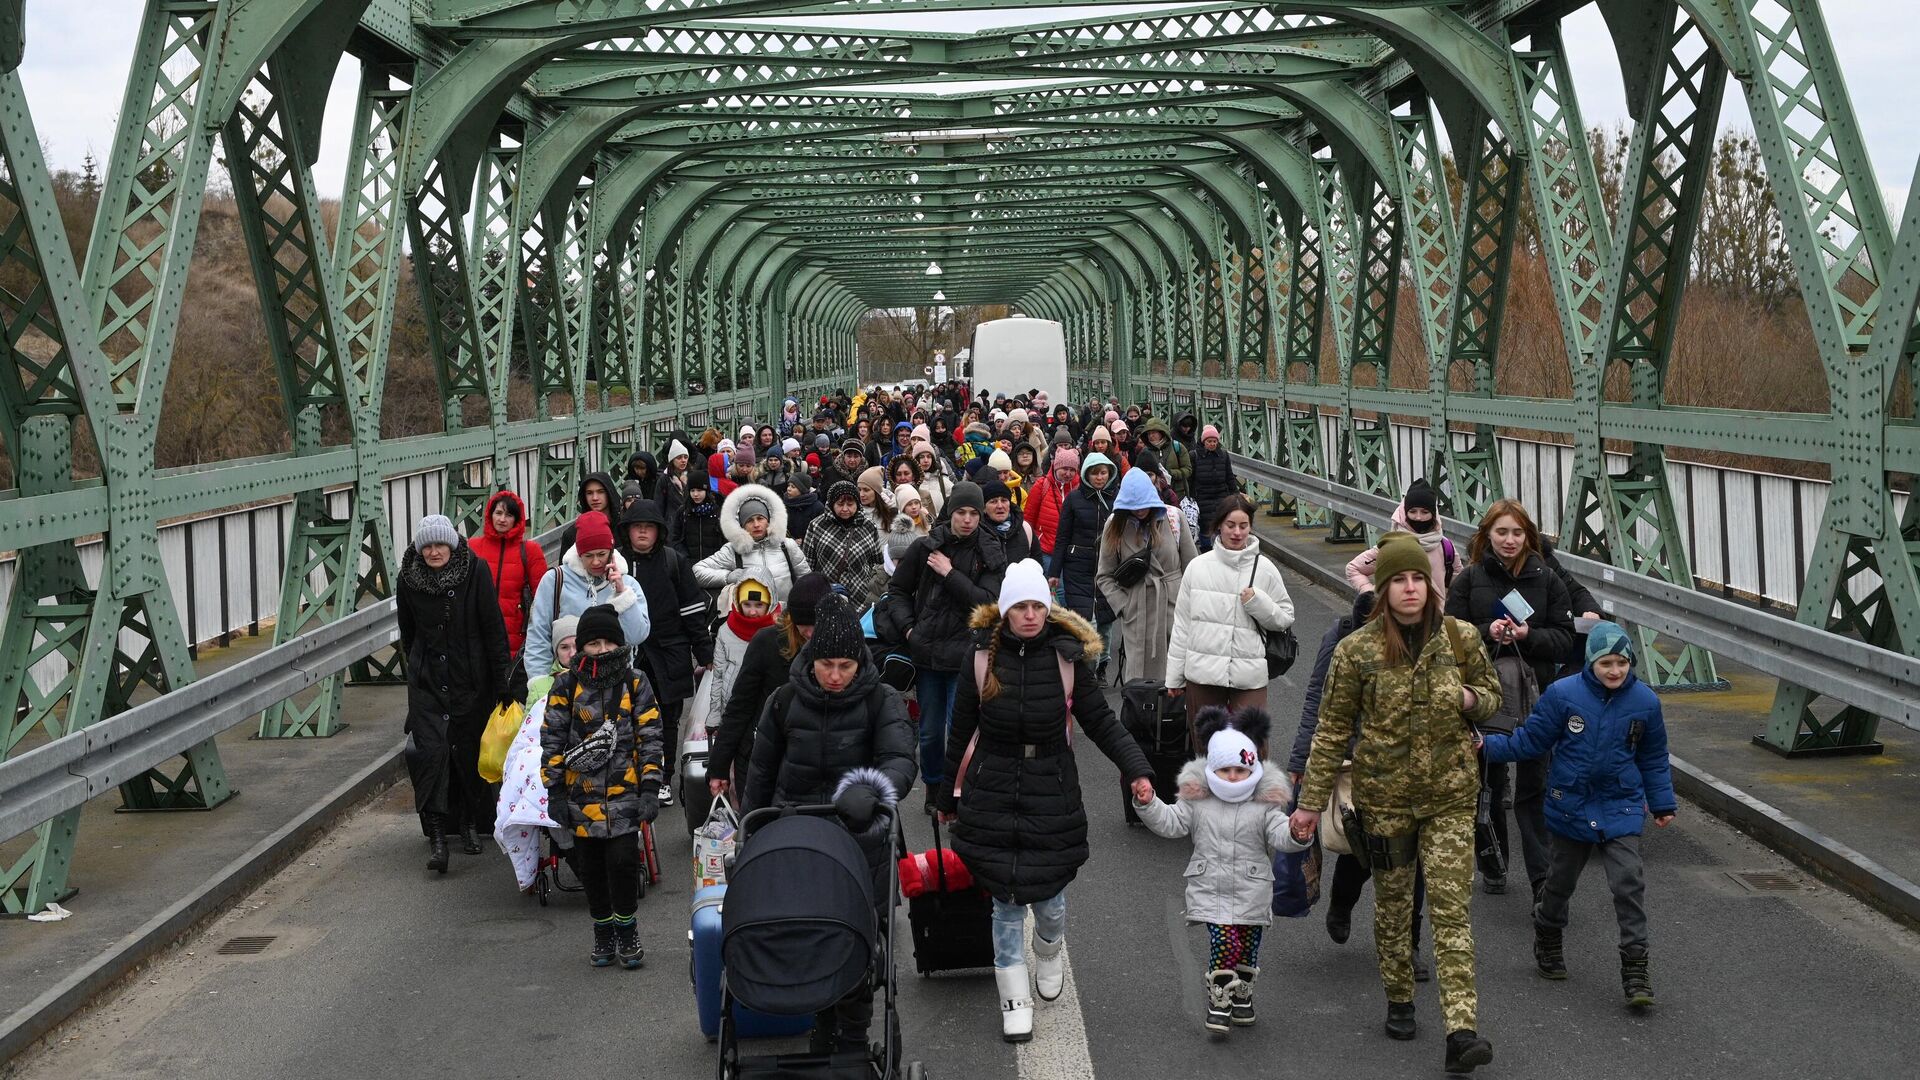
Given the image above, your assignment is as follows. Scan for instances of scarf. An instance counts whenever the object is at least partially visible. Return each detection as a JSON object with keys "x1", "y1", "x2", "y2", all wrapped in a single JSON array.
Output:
[
  {"x1": 727, "y1": 605, "x2": 776, "y2": 640},
  {"x1": 401, "y1": 543, "x2": 472, "y2": 593}
]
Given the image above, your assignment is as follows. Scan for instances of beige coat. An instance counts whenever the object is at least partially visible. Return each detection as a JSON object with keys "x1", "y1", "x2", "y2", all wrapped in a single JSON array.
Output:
[{"x1": 1096, "y1": 512, "x2": 1197, "y2": 683}]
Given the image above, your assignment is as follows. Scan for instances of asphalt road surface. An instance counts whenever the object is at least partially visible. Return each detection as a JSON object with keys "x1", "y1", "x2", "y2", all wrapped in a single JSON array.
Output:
[{"x1": 15, "y1": 578, "x2": 1920, "y2": 1080}]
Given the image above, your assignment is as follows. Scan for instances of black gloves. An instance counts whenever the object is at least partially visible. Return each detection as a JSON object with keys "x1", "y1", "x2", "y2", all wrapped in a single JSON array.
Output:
[
  {"x1": 636, "y1": 783, "x2": 661, "y2": 824},
  {"x1": 834, "y1": 783, "x2": 880, "y2": 829}
]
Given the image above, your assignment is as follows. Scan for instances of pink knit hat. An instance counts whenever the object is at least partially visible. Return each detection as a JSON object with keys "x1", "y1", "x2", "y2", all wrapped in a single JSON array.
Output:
[
  {"x1": 1052, "y1": 448, "x2": 1079, "y2": 474},
  {"x1": 1202, "y1": 424, "x2": 1221, "y2": 442}
]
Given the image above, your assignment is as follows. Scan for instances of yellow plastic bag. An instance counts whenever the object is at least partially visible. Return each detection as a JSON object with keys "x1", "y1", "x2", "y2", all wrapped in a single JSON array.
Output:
[{"x1": 477, "y1": 700, "x2": 524, "y2": 783}]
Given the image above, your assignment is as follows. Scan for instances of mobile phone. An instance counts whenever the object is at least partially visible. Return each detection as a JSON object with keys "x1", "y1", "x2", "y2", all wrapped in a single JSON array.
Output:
[{"x1": 1499, "y1": 589, "x2": 1535, "y2": 624}]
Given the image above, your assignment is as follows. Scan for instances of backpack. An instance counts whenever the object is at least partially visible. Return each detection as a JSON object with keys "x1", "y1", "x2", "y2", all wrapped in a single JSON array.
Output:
[{"x1": 1441, "y1": 537, "x2": 1457, "y2": 589}]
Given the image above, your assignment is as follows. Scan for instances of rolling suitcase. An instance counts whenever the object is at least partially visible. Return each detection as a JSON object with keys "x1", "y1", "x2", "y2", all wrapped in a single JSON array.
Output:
[
  {"x1": 902, "y1": 816, "x2": 995, "y2": 976},
  {"x1": 1121, "y1": 679, "x2": 1187, "y2": 825},
  {"x1": 690, "y1": 884, "x2": 815, "y2": 1041}
]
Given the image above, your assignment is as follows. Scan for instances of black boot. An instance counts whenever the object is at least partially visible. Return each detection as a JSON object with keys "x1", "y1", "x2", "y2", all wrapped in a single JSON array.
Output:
[
  {"x1": 1621, "y1": 948, "x2": 1654, "y2": 1010},
  {"x1": 1384, "y1": 1001, "x2": 1416, "y2": 1041},
  {"x1": 460, "y1": 821, "x2": 483, "y2": 855},
  {"x1": 1325, "y1": 904, "x2": 1352, "y2": 945},
  {"x1": 426, "y1": 817, "x2": 450, "y2": 874},
  {"x1": 1534, "y1": 924, "x2": 1567, "y2": 980},
  {"x1": 1444, "y1": 1030, "x2": 1493, "y2": 1073},
  {"x1": 613, "y1": 916, "x2": 645, "y2": 969},
  {"x1": 590, "y1": 920, "x2": 616, "y2": 968}
]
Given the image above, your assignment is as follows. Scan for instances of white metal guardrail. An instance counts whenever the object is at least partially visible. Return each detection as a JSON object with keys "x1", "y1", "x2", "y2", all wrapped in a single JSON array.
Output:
[{"x1": 1237, "y1": 456, "x2": 1920, "y2": 734}]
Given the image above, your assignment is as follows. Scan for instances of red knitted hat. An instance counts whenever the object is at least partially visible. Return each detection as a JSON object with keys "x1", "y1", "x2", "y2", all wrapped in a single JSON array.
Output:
[{"x1": 574, "y1": 512, "x2": 614, "y2": 554}]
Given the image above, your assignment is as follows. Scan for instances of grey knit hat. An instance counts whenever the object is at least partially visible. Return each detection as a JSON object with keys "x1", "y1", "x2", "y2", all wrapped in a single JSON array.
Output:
[{"x1": 413, "y1": 514, "x2": 459, "y2": 551}]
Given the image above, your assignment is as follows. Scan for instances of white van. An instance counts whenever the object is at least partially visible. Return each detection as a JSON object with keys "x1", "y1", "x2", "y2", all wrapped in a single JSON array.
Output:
[{"x1": 966, "y1": 316, "x2": 1067, "y2": 406}]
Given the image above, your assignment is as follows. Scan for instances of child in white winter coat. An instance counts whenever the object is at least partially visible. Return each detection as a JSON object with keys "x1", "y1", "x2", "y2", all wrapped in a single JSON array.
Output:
[{"x1": 1133, "y1": 705, "x2": 1309, "y2": 1035}]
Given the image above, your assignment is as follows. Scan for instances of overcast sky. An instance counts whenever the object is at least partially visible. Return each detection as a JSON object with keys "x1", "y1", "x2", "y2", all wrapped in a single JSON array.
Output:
[{"x1": 17, "y1": 2, "x2": 1913, "y2": 210}]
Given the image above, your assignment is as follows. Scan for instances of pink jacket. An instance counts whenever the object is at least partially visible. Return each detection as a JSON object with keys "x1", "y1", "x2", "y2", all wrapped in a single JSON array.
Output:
[{"x1": 1343, "y1": 502, "x2": 1464, "y2": 592}]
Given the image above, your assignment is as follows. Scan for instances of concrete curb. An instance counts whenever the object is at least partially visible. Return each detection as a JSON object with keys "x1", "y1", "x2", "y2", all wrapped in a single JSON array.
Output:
[
  {"x1": 1257, "y1": 530, "x2": 1920, "y2": 931},
  {"x1": 0, "y1": 742, "x2": 407, "y2": 1068},
  {"x1": 1669, "y1": 755, "x2": 1920, "y2": 929}
]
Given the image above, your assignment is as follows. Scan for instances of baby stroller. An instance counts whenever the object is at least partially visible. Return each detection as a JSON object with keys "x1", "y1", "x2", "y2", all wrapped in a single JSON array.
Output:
[{"x1": 718, "y1": 805, "x2": 925, "y2": 1080}]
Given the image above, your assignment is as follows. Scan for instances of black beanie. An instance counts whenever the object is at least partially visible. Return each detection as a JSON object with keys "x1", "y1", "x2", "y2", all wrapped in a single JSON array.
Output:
[
  {"x1": 787, "y1": 572, "x2": 832, "y2": 624},
  {"x1": 803, "y1": 594, "x2": 864, "y2": 663},
  {"x1": 577, "y1": 603, "x2": 624, "y2": 648},
  {"x1": 948, "y1": 480, "x2": 985, "y2": 515},
  {"x1": 980, "y1": 478, "x2": 1011, "y2": 504},
  {"x1": 1403, "y1": 477, "x2": 1438, "y2": 521}
]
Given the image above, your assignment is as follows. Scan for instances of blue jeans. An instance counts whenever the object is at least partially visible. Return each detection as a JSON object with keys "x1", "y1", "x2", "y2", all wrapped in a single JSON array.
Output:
[
  {"x1": 916, "y1": 668, "x2": 961, "y2": 785},
  {"x1": 992, "y1": 893, "x2": 1068, "y2": 969}
]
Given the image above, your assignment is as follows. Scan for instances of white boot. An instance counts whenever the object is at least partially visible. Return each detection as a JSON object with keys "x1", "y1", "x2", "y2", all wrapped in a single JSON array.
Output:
[
  {"x1": 1032, "y1": 933, "x2": 1065, "y2": 1002},
  {"x1": 997, "y1": 964, "x2": 1034, "y2": 1043}
]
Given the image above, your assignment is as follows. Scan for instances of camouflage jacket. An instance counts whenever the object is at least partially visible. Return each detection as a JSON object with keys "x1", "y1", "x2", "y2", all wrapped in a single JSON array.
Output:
[
  {"x1": 1299, "y1": 615, "x2": 1501, "y2": 819},
  {"x1": 540, "y1": 656, "x2": 664, "y2": 839}
]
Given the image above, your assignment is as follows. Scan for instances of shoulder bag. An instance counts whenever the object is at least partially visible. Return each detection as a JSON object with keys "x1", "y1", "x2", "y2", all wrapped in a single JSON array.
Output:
[{"x1": 1247, "y1": 555, "x2": 1298, "y2": 678}]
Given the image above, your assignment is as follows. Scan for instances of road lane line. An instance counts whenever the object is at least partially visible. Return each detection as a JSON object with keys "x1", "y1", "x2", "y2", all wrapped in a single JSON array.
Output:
[{"x1": 1016, "y1": 940, "x2": 1095, "y2": 1080}]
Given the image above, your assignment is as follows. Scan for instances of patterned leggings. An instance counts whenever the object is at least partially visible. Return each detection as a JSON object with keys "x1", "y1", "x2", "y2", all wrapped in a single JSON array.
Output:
[{"x1": 1206, "y1": 923, "x2": 1264, "y2": 971}]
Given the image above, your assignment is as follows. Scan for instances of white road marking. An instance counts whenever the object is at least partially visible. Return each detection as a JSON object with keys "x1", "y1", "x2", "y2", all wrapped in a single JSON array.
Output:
[{"x1": 1016, "y1": 939, "x2": 1096, "y2": 1080}]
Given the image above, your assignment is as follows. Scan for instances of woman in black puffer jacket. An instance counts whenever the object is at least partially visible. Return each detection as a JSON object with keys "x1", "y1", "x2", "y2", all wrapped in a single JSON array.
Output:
[
  {"x1": 934, "y1": 559, "x2": 1153, "y2": 1043},
  {"x1": 1445, "y1": 498, "x2": 1582, "y2": 899}
]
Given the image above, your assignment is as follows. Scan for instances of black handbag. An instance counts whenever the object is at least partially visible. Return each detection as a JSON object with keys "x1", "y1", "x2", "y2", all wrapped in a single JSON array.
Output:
[{"x1": 1247, "y1": 557, "x2": 1298, "y2": 678}]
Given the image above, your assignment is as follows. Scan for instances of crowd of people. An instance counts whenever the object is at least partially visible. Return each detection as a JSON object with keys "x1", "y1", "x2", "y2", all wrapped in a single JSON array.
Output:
[{"x1": 392, "y1": 382, "x2": 1676, "y2": 1075}]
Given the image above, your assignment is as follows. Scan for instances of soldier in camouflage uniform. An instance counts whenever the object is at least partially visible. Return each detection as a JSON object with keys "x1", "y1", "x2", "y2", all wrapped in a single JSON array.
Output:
[{"x1": 1291, "y1": 533, "x2": 1501, "y2": 1074}]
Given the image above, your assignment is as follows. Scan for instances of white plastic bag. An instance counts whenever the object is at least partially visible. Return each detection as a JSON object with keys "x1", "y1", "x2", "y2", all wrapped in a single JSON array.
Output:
[{"x1": 694, "y1": 795, "x2": 738, "y2": 889}]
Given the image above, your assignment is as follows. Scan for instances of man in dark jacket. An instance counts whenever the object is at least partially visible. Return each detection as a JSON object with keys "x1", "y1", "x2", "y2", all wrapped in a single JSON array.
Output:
[
  {"x1": 878, "y1": 480, "x2": 1007, "y2": 803},
  {"x1": 784, "y1": 473, "x2": 826, "y2": 540},
  {"x1": 557, "y1": 470, "x2": 620, "y2": 557},
  {"x1": 1190, "y1": 425, "x2": 1239, "y2": 552},
  {"x1": 743, "y1": 593, "x2": 915, "y2": 1055},
  {"x1": 619, "y1": 498, "x2": 714, "y2": 806},
  {"x1": 707, "y1": 574, "x2": 830, "y2": 790}
]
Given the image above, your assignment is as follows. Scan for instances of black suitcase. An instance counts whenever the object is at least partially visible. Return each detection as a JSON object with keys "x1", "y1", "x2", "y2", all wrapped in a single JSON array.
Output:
[
  {"x1": 903, "y1": 816, "x2": 995, "y2": 976},
  {"x1": 1121, "y1": 679, "x2": 1188, "y2": 824}
]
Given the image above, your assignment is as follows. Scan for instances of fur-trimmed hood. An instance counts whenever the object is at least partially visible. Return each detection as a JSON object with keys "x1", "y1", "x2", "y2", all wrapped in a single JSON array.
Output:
[
  {"x1": 1175, "y1": 758, "x2": 1292, "y2": 805},
  {"x1": 718, "y1": 482, "x2": 789, "y2": 552},
  {"x1": 968, "y1": 602, "x2": 1104, "y2": 660}
]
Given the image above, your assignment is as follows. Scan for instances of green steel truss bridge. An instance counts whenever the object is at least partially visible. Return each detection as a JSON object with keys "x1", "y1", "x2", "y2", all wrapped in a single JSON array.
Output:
[{"x1": 0, "y1": 0, "x2": 1915, "y2": 919}]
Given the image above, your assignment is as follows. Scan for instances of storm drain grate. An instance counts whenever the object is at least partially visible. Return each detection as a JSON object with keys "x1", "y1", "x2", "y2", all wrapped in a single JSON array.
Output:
[
  {"x1": 1728, "y1": 870, "x2": 1804, "y2": 893},
  {"x1": 215, "y1": 935, "x2": 277, "y2": 955}
]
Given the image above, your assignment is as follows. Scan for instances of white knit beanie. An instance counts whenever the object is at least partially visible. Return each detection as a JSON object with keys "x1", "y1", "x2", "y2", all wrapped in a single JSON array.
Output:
[
  {"x1": 997, "y1": 558, "x2": 1052, "y2": 615},
  {"x1": 551, "y1": 614, "x2": 580, "y2": 644}
]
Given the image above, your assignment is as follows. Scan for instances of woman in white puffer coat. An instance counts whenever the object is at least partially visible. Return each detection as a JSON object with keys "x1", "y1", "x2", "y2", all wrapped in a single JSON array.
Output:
[
  {"x1": 1165, "y1": 493, "x2": 1294, "y2": 725},
  {"x1": 694, "y1": 483, "x2": 812, "y2": 601}
]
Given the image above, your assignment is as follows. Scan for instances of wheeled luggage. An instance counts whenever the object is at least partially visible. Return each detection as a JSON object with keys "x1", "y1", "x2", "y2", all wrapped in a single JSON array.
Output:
[
  {"x1": 1120, "y1": 679, "x2": 1187, "y2": 825},
  {"x1": 692, "y1": 883, "x2": 815, "y2": 1041},
  {"x1": 902, "y1": 816, "x2": 994, "y2": 976}
]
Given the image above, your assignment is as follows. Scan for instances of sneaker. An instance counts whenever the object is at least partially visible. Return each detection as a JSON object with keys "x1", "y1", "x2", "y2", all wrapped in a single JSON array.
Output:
[
  {"x1": 613, "y1": 917, "x2": 645, "y2": 970},
  {"x1": 590, "y1": 921, "x2": 616, "y2": 968},
  {"x1": 658, "y1": 786, "x2": 675, "y2": 809},
  {"x1": 1444, "y1": 1030, "x2": 1493, "y2": 1073}
]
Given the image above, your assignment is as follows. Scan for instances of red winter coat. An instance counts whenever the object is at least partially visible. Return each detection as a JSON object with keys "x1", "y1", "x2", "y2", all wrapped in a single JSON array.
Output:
[
  {"x1": 1025, "y1": 472, "x2": 1078, "y2": 556},
  {"x1": 469, "y1": 490, "x2": 548, "y2": 656}
]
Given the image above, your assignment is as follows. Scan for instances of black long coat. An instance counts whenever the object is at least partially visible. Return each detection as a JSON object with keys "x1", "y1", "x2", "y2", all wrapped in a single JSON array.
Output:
[
  {"x1": 940, "y1": 605, "x2": 1151, "y2": 904},
  {"x1": 1050, "y1": 479, "x2": 1115, "y2": 622},
  {"x1": 1190, "y1": 446, "x2": 1238, "y2": 532},
  {"x1": 396, "y1": 541, "x2": 512, "y2": 729},
  {"x1": 619, "y1": 513, "x2": 716, "y2": 702}
]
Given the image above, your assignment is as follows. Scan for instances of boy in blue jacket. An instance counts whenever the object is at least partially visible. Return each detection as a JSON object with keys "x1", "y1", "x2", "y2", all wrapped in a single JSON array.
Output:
[{"x1": 1478, "y1": 621, "x2": 1675, "y2": 1011}]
